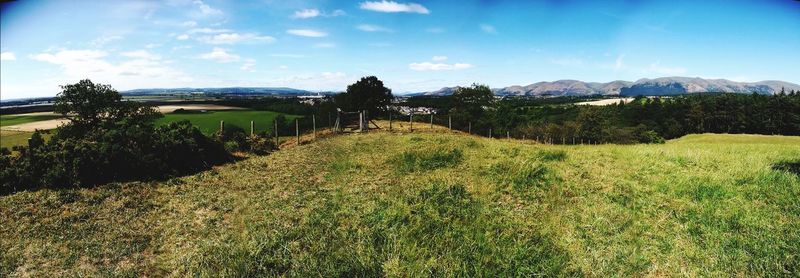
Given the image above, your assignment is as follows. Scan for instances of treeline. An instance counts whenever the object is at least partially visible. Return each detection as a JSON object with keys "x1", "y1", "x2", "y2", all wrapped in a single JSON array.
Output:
[{"x1": 401, "y1": 85, "x2": 800, "y2": 144}]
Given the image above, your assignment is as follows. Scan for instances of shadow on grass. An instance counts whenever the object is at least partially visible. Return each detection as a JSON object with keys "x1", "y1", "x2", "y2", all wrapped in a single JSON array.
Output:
[
  {"x1": 0, "y1": 154, "x2": 245, "y2": 197},
  {"x1": 772, "y1": 160, "x2": 800, "y2": 176}
]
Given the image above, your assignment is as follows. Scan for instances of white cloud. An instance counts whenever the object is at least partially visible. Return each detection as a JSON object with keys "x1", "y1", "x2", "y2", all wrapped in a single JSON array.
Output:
[
  {"x1": 200, "y1": 47, "x2": 240, "y2": 63},
  {"x1": 176, "y1": 34, "x2": 190, "y2": 40},
  {"x1": 145, "y1": 43, "x2": 161, "y2": 49},
  {"x1": 314, "y1": 43, "x2": 336, "y2": 48},
  {"x1": 0, "y1": 52, "x2": 16, "y2": 61},
  {"x1": 198, "y1": 33, "x2": 276, "y2": 44},
  {"x1": 329, "y1": 9, "x2": 346, "y2": 16},
  {"x1": 409, "y1": 62, "x2": 474, "y2": 71},
  {"x1": 29, "y1": 49, "x2": 191, "y2": 89},
  {"x1": 121, "y1": 50, "x2": 161, "y2": 60},
  {"x1": 356, "y1": 24, "x2": 392, "y2": 32},
  {"x1": 432, "y1": 55, "x2": 447, "y2": 61},
  {"x1": 278, "y1": 65, "x2": 288, "y2": 70},
  {"x1": 192, "y1": 0, "x2": 222, "y2": 16},
  {"x1": 90, "y1": 35, "x2": 124, "y2": 47},
  {"x1": 264, "y1": 72, "x2": 350, "y2": 90},
  {"x1": 614, "y1": 54, "x2": 625, "y2": 70},
  {"x1": 291, "y1": 8, "x2": 345, "y2": 19},
  {"x1": 645, "y1": 61, "x2": 686, "y2": 75},
  {"x1": 182, "y1": 20, "x2": 198, "y2": 27},
  {"x1": 188, "y1": 28, "x2": 231, "y2": 34},
  {"x1": 286, "y1": 29, "x2": 328, "y2": 37},
  {"x1": 359, "y1": 1, "x2": 429, "y2": 14},
  {"x1": 240, "y1": 59, "x2": 256, "y2": 72},
  {"x1": 292, "y1": 9, "x2": 320, "y2": 19},
  {"x1": 425, "y1": 27, "x2": 445, "y2": 33},
  {"x1": 270, "y1": 53, "x2": 307, "y2": 58},
  {"x1": 480, "y1": 24, "x2": 497, "y2": 34}
]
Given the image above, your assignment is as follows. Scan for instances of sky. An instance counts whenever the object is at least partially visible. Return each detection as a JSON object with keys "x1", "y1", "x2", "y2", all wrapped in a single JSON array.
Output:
[{"x1": 1, "y1": 0, "x2": 799, "y2": 100}]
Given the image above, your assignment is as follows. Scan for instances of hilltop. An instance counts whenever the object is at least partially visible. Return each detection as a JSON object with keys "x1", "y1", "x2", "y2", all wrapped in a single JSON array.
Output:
[
  {"x1": 417, "y1": 77, "x2": 800, "y2": 97},
  {"x1": 1, "y1": 130, "x2": 798, "y2": 276}
]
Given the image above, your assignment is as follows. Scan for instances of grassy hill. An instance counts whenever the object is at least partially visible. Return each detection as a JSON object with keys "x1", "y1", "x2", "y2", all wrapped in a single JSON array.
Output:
[{"x1": 1, "y1": 132, "x2": 799, "y2": 276}]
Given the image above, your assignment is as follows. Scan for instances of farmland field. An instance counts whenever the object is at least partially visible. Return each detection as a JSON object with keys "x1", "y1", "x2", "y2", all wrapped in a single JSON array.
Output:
[
  {"x1": 155, "y1": 110, "x2": 301, "y2": 135},
  {"x1": 1, "y1": 131, "x2": 799, "y2": 276},
  {"x1": 0, "y1": 113, "x2": 62, "y2": 127}
]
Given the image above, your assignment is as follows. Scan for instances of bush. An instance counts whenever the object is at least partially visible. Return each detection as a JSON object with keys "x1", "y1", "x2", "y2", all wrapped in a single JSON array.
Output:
[{"x1": 0, "y1": 80, "x2": 233, "y2": 194}]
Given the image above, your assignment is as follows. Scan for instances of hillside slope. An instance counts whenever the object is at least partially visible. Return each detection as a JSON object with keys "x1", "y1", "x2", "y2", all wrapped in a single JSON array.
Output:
[{"x1": 1, "y1": 132, "x2": 799, "y2": 276}]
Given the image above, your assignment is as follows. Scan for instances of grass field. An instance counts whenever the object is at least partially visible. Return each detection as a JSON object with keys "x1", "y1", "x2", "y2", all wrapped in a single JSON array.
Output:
[
  {"x1": 0, "y1": 130, "x2": 35, "y2": 149},
  {"x1": 1, "y1": 132, "x2": 799, "y2": 276},
  {"x1": 0, "y1": 113, "x2": 62, "y2": 127},
  {"x1": 155, "y1": 110, "x2": 300, "y2": 135}
]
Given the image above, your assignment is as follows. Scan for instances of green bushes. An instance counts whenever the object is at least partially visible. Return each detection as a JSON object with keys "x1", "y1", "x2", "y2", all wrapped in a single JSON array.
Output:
[
  {"x1": 0, "y1": 121, "x2": 231, "y2": 193},
  {"x1": 0, "y1": 80, "x2": 234, "y2": 194}
]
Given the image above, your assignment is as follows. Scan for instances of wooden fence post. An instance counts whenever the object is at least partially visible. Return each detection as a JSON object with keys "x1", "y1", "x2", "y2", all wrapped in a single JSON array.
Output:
[
  {"x1": 389, "y1": 112, "x2": 393, "y2": 131},
  {"x1": 448, "y1": 116, "x2": 452, "y2": 130},
  {"x1": 489, "y1": 128, "x2": 492, "y2": 138},
  {"x1": 468, "y1": 122, "x2": 471, "y2": 134},
  {"x1": 274, "y1": 119, "x2": 279, "y2": 148},
  {"x1": 522, "y1": 135, "x2": 526, "y2": 141},
  {"x1": 328, "y1": 112, "x2": 331, "y2": 128},
  {"x1": 296, "y1": 118, "x2": 300, "y2": 144},
  {"x1": 312, "y1": 115, "x2": 316, "y2": 139},
  {"x1": 507, "y1": 131, "x2": 510, "y2": 139},
  {"x1": 219, "y1": 120, "x2": 224, "y2": 134},
  {"x1": 430, "y1": 114, "x2": 433, "y2": 129},
  {"x1": 409, "y1": 113, "x2": 413, "y2": 132},
  {"x1": 250, "y1": 121, "x2": 254, "y2": 136}
]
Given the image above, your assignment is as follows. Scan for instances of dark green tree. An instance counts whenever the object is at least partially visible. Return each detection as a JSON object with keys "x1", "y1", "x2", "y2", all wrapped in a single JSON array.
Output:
[
  {"x1": 335, "y1": 76, "x2": 393, "y2": 115},
  {"x1": 449, "y1": 84, "x2": 494, "y2": 128}
]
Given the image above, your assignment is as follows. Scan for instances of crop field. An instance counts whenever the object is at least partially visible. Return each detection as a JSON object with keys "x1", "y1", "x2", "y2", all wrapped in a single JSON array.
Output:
[
  {"x1": 155, "y1": 110, "x2": 301, "y2": 135},
  {"x1": 1, "y1": 132, "x2": 799, "y2": 276},
  {"x1": 0, "y1": 113, "x2": 62, "y2": 127}
]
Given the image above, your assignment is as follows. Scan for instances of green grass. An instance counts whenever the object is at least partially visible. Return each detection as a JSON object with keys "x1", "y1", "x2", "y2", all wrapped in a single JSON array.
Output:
[
  {"x1": 155, "y1": 110, "x2": 300, "y2": 135},
  {"x1": 0, "y1": 113, "x2": 62, "y2": 127},
  {"x1": 0, "y1": 130, "x2": 54, "y2": 149},
  {"x1": 1, "y1": 132, "x2": 799, "y2": 276}
]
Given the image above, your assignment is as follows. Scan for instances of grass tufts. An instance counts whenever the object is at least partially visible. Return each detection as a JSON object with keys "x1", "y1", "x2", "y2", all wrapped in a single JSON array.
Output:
[{"x1": 392, "y1": 147, "x2": 463, "y2": 172}]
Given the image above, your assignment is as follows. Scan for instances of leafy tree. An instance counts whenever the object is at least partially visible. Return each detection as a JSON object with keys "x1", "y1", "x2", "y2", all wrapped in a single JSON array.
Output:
[
  {"x1": 450, "y1": 84, "x2": 494, "y2": 128},
  {"x1": 335, "y1": 76, "x2": 393, "y2": 115}
]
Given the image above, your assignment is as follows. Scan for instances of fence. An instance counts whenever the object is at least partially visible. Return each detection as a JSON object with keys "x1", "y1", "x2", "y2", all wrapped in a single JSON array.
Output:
[{"x1": 212, "y1": 109, "x2": 604, "y2": 151}]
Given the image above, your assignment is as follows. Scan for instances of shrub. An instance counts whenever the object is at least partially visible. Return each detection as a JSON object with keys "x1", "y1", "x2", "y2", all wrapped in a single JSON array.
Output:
[{"x1": 0, "y1": 80, "x2": 232, "y2": 194}]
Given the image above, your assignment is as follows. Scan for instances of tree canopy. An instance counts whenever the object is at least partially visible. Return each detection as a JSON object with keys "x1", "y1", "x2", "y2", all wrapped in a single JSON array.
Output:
[{"x1": 335, "y1": 76, "x2": 393, "y2": 114}]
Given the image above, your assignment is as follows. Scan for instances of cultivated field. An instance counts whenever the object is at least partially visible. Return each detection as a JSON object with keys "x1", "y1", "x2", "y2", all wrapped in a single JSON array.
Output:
[
  {"x1": 1, "y1": 132, "x2": 798, "y2": 276},
  {"x1": 156, "y1": 110, "x2": 300, "y2": 135}
]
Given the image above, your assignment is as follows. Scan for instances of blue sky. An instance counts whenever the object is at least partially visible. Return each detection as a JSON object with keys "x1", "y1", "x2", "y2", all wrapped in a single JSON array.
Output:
[{"x1": 1, "y1": 0, "x2": 799, "y2": 99}]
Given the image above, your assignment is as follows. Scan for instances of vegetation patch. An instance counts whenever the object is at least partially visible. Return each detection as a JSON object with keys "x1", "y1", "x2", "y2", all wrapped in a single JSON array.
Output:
[
  {"x1": 364, "y1": 182, "x2": 576, "y2": 276},
  {"x1": 392, "y1": 147, "x2": 463, "y2": 172},
  {"x1": 488, "y1": 159, "x2": 557, "y2": 193},
  {"x1": 772, "y1": 160, "x2": 800, "y2": 176},
  {"x1": 537, "y1": 149, "x2": 567, "y2": 161}
]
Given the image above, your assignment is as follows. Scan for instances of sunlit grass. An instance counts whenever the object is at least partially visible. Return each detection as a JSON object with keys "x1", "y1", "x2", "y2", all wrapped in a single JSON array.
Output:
[{"x1": 1, "y1": 131, "x2": 798, "y2": 276}]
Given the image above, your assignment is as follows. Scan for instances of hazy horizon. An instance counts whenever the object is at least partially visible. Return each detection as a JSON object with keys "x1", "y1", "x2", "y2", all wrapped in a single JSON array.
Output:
[{"x1": 2, "y1": 0, "x2": 799, "y2": 100}]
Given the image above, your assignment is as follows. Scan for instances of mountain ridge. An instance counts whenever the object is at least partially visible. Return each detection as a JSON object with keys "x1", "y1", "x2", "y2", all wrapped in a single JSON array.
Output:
[{"x1": 417, "y1": 77, "x2": 800, "y2": 97}]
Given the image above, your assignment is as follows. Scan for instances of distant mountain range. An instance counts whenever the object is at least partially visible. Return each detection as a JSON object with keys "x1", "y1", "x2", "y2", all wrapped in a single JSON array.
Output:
[
  {"x1": 122, "y1": 87, "x2": 319, "y2": 96},
  {"x1": 414, "y1": 77, "x2": 800, "y2": 97}
]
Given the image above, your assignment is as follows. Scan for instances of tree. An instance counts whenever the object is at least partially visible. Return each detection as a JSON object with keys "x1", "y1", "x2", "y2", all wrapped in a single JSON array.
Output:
[
  {"x1": 54, "y1": 79, "x2": 160, "y2": 133},
  {"x1": 335, "y1": 76, "x2": 393, "y2": 115},
  {"x1": 449, "y1": 84, "x2": 494, "y2": 128}
]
